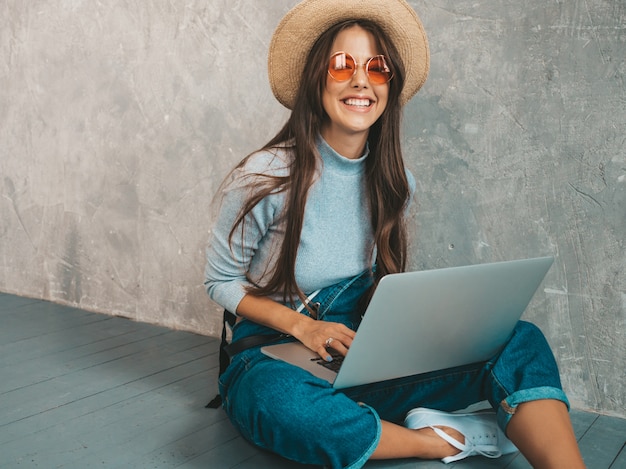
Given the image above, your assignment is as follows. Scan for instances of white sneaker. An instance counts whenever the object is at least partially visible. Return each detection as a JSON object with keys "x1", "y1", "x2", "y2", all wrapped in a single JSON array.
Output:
[{"x1": 404, "y1": 407, "x2": 518, "y2": 464}]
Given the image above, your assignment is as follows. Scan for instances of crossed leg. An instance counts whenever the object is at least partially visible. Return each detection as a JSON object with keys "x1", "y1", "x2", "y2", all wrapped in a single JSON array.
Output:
[{"x1": 371, "y1": 399, "x2": 586, "y2": 469}]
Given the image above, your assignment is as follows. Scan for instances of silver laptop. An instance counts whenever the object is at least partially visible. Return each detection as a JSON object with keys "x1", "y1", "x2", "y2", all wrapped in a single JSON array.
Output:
[{"x1": 261, "y1": 257, "x2": 554, "y2": 389}]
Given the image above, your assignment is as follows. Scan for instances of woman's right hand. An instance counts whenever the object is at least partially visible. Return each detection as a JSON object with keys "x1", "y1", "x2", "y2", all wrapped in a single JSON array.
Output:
[{"x1": 293, "y1": 318, "x2": 355, "y2": 361}]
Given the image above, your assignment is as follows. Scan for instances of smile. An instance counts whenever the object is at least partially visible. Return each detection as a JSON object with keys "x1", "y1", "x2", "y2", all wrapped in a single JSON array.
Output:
[{"x1": 343, "y1": 98, "x2": 373, "y2": 108}]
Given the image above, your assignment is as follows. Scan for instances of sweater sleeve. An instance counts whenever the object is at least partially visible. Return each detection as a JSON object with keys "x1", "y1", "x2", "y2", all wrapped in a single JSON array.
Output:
[{"x1": 203, "y1": 151, "x2": 288, "y2": 313}]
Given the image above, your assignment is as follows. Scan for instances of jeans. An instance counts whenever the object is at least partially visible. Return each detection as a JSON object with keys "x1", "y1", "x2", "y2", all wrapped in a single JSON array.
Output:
[{"x1": 218, "y1": 270, "x2": 569, "y2": 469}]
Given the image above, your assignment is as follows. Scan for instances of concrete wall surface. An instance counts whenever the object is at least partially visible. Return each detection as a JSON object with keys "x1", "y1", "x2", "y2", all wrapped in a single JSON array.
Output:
[{"x1": 1, "y1": 1, "x2": 624, "y2": 417}]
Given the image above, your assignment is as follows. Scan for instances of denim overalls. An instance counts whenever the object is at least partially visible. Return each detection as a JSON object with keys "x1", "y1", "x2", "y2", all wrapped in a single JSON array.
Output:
[{"x1": 218, "y1": 270, "x2": 569, "y2": 469}]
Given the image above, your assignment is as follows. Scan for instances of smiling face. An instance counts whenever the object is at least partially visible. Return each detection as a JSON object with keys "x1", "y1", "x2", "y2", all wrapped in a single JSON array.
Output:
[{"x1": 321, "y1": 25, "x2": 389, "y2": 158}]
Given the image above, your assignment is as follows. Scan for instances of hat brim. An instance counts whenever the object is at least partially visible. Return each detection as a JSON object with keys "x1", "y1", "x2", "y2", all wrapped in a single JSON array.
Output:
[{"x1": 268, "y1": 0, "x2": 430, "y2": 109}]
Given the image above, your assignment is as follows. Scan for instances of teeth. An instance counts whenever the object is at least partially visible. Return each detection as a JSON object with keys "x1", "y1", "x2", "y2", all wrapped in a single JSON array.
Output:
[{"x1": 344, "y1": 98, "x2": 371, "y2": 107}]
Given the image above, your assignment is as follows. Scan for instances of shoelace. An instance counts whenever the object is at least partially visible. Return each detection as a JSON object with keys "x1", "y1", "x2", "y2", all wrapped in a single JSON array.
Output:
[{"x1": 430, "y1": 425, "x2": 503, "y2": 464}]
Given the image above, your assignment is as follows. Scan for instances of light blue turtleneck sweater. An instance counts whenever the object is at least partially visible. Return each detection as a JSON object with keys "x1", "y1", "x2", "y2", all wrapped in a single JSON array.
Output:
[{"x1": 204, "y1": 137, "x2": 413, "y2": 314}]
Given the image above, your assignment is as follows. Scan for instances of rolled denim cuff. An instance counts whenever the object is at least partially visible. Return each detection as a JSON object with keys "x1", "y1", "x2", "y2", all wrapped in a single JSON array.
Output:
[
  {"x1": 497, "y1": 386, "x2": 570, "y2": 431},
  {"x1": 345, "y1": 403, "x2": 382, "y2": 469}
]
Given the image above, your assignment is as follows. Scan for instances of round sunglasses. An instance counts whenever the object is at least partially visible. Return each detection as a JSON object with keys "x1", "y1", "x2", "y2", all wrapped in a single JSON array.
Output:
[{"x1": 327, "y1": 51, "x2": 394, "y2": 85}]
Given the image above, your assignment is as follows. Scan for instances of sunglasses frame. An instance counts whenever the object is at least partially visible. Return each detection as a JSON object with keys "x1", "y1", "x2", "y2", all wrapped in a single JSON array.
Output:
[{"x1": 327, "y1": 51, "x2": 394, "y2": 85}]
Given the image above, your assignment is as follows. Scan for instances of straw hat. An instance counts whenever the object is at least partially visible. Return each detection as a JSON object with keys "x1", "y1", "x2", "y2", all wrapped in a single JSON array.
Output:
[{"x1": 268, "y1": 0, "x2": 430, "y2": 109}]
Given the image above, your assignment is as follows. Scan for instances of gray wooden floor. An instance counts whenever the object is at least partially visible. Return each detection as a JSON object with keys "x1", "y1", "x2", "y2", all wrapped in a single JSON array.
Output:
[{"x1": 1, "y1": 292, "x2": 624, "y2": 469}]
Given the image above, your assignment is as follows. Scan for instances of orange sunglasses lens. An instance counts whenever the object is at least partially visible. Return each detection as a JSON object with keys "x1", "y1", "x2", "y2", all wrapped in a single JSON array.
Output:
[
  {"x1": 328, "y1": 52, "x2": 393, "y2": 85},
  {"x1": 366, "y1": 56, "x2": 393, "y2": 84}
]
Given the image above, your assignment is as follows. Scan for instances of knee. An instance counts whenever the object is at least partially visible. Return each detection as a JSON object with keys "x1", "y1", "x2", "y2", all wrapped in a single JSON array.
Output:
[
  {"x1": 509, "y1": 320, "x2": 561, "y2": 374},
  {"x1": 514, "y1": 320, "x2": 548, "y2": 344},
  {"x1": 226, "y1": 360, "x2": 379, "y2": 466},
  {"x1": 231, "y1": 360, "x2": 329, "y2": 425}
]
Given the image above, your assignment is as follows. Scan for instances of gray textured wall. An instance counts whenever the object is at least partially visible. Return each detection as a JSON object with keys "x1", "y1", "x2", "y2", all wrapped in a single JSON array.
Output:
[{"x1": 1, "y1": 1, "x2": 624, "y2": 417}]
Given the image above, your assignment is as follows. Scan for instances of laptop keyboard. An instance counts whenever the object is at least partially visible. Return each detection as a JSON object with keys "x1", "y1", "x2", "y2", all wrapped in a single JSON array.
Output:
[{"x1": 312, "y1": 353, "x2": 344, "y2": 372}]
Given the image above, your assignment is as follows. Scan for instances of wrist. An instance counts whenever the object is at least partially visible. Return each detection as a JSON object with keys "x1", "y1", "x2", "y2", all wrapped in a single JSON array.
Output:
[{"x1": 289, "y1": 312, "x2": 314, "y2": 340}]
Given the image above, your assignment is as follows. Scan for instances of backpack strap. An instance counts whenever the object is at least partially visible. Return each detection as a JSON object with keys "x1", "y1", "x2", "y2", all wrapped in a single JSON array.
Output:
[
  {"x1": 205, "y1": 309, "x2": 287, "y2": 409},
  {"x1": 206, "y1": 291, "x2": 321, "y2": 409},
  {"x1": 219, "y1": 310, "x2": 238, "y2": 375},
  {"x1": 206, "y1": 309, "x2": 236, "y2": 409}
]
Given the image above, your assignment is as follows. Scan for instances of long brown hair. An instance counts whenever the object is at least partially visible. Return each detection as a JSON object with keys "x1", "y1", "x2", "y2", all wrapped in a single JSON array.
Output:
[{"x1": 228, "y1": 20, "x2": 410, "y2": 307}]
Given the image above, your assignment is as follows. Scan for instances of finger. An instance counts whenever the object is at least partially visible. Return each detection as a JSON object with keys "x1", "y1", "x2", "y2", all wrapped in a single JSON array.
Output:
[
  {"x1": 324, "y1": 335, "x2": 353, "y2": 357},
  {"x1": 327, "y1": 340, "x2": 349, "y2": 356},
  {"x1": 317, "y1": 344, "x2": 334, "y2": 362},
  {"x1": 320, "y1": 336, "x2": 343, "y2": 360},
  {"x1": 335, "y1": 324, "x2": 356, "y2": 339},
  {"x1": 338, "y1": 332, "x2": 354, "y2": 349},
  {"x1": 330, "y1": 330, "x2": 354, "y2": 350}
]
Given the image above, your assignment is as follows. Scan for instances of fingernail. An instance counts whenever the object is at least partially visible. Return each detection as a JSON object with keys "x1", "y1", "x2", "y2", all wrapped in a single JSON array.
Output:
[{"x1": 325, "y1": 355, "x2": 333, "y2": 362}]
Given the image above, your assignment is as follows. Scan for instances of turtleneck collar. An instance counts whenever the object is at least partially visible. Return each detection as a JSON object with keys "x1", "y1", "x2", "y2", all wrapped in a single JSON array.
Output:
[{"x1": 316, "y1": 135, "x2": 369, "y2": 175}]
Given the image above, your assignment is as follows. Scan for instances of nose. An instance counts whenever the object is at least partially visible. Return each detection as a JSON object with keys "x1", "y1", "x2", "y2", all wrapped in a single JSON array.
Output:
[{"x1": 350, "y1": 64, "x2": 369, "y2": 88}]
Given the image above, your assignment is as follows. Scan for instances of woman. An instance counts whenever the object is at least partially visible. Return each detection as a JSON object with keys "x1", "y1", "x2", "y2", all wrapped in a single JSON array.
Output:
[{"x1": 204, "y1": 1, "x2": 586, "y2": 467}]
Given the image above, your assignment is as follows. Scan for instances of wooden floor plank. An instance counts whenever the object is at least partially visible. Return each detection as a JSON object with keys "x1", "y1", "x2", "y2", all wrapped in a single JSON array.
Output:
[
  {"x1": 0, "y1": 307, "x2": 108, "y2": 350},
  {"x1": 578, "y1": 414, "x2": 626, "y2": 468},
  {"x1": 41, "y1": 385, "x2": 227, "y2": 468},
  {"x1": 0, "y1": 333, "x2": 215, "y2": 426},
  {"x1": 0, "y1": 335, "x2": 219, "y2": 444},
  {"x1": 570, "y1": 408, "x2": 601, "y2": 439},
  {"x1": 1, "y1": 350, "x2": 221, "y2": 466},
  {"x1": 364, "y1": 457, "x2": 444, "y2": 468},
  {"x1": 0, "y1": 324, "x2": 172, "y2": 394},
  {"x1": 177, "y1": 435, "x2": 264, "y2": 469},
  {"x1": 0, "y1": 313, "x2": 161, "y2": 368},
  {"x1": 610, "y1": 444, "x2": 626, "y2": 469},
  {"x1": 126, "y1": 417, "x2": 241, "y2": 468},
  {"x1": 502, "y1": 455, "x2": 532, "y2": 469},
  {"x1": 0, "y1": 293, "x2": 41, "y2": 312},
  {"x1": 1, "y1": 292, "x2": 624, "y2": 469}
]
